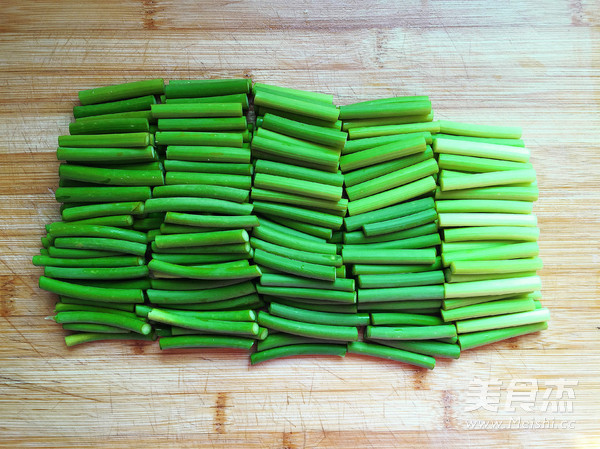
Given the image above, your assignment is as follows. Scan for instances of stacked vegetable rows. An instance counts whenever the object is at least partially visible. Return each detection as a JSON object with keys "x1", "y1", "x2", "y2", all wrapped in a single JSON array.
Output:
[
  {"x1": 250, "y1": 84, "x2": 361, "y2": 364},
  {"x1": 337, "y1": 99, "x2": 457, "y2": 366},
  {"x1": 143, "y1": 79, "x2": 264, "y2": 350},
  {"x1": 433, "y1": 127, "x2": 549, "y2": 348},
  {"x1": 34, "y1": 80, "x2": 165, "y2": 346},
  {"x1": 34, "y1": 78, "x2": 549, "y2": 369}
]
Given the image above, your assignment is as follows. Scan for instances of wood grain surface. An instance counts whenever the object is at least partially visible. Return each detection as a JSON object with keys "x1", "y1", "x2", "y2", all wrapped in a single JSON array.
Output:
[{"x1": 1, "y1": 1, "x2": 599, "y2": 447}]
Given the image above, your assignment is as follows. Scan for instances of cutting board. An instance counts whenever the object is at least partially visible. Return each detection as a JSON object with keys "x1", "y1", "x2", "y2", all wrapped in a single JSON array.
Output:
[{"x1": 1, "y1": 1, "x2": 599, "y2": 447}]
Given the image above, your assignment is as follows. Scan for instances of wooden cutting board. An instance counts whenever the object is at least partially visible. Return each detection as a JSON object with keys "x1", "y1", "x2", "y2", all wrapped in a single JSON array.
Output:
[{"x1": 1, "y1": 1, "x2": 599, "y2": 447}]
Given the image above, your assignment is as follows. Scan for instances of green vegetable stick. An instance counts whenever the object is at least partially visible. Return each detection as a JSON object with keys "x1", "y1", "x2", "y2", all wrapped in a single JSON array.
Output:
[
  {"x1": 59, "y1": 165, "x2": 163, "y2": 187},
  {"x1": 33, "y1": 255, "x2": 144, "y2": 268},
  {"x1": 441, "y1": 298, "x2": 536, "y2": 322},
  {"x1": 250, "y1": 188, "x2": 347, "y2": 213},
  {"x1": 362, "y1": 208, "x2": 438, "y2": 237},
  {"x1": 442, "y1": 292, "x2": 539, "y2": 310},
  {"x1": 439, "y1": 169, "x2": 537, "y2": 191},
  {"x1": 253, "y1": 248, "x2": 336, "y2": 282},
  {"x1": 150, "y1": 242, "x2": 250, "y2": 254},
  {"x1": 339, "y1": 100, "x2": 431, "y2": 120},
  {"x1": 265, "y1": 215, "x2": 333, "y2": 240},
  {"x1": 433, "y1": 137, "x2": 529, "y2": 162},
  {"x1": 165, "y1": 145, "x2": 250, "y2": 163},
  {"x1": 59, "y1": 296, "x2": 137, "y2": 311},
  {"x1": 251, "y1": 344, "x2": 347, "y2": 365},
  {"x1": 344, "y1": 197, "x2": 434, "y2": 231},
  {"x1": 158, "y1": 117, "x2": 247, "y2": 131},
  {"x1": 444, "y1": 276, "x2": 542, "y2": 299},
  {"x1": 44, "y1": 265, "x2": 149, "y2": 280},
  {"x1": 257, "y1": 109, "x2": 341, "y2": 130},
  {"x1": 260, "y1": 273, "x2": 353, "y2": 291},
  {"x1": 165, "y1": 79, "x2": 250, "y2": 98},
  {"x1": 344, "y1": 148, "x2": 434, "y2": 189},
  {"x1": 456, "y1": 308, "x2": 550, "y2": 334},
  {"x1": 370, "y1": 312, "x2": 444, "y2": 326},
  {"x1": 254, "y1": 173, "x2": 342, "y2": 202},
  {"x1": 443, "y1": 226, "x2": 539, "y2": 242},
  {"x1": 149, "y1": 278, "x2": 247, "y2": 291},
  {"x1": 372, "y1": 339, "x2": 460, "y2": 359},
  {"x1": 161, "y1": 293, "x2": 263, "y2": 311},
  {"x1": 152, "y1": 184, "x2": 249, "y2": 203},
  {"x1": 73, "y1": 95, "x2": 156, "y2": 119},
  {"x1": 458, "y1": 321, "x2": 548, "y2": 350},
  {"x1": 348, "y1": 121, "x2": 440, "y2": 140},
  {"x1": 53, "y1": 237, "x2": 147, "y2": 256},
  {"x1": 148, "y1": 259, "x2": 261, "y2": 280},
  {"x1": 446, "y1": 271, "x2": 537, "y2": 283},
  {"x1": 266, "y1": 297, "x2": 357, "y2": 314},
  {"x1": 57, "y1": 146, "x2": 157, "y2": 164},
  {"x1": 46, "y1": 222, "x2": 147, "y2": 243},
  {"x1": 358, "y1": 286, "x2": 445, "y2": 303},
  {"x1": 347, "y1": 158, "x2": 438, "y2": 202},
  {"x1": 55, "y1": 186, "x2": 151, "y2": 203},
  {"x1": 147, "y1": 309, "x2": 258, "y2": 337},
  {"x1": 252, "y1": 201, "x2": 343, "y2": 230},
  {"x1": 342, "y1": 132, "x2": 432, "y2": 155},
  {"x1": 154, "y1": 229, "x2": 249, "y2": 249},
  {"x1": 340, "y1": 136, "x2": 426, "y2": 172},
  {"x1": 65, "y1": 332, "x2": 155, "y2": 347},
  {"x1": 256, "y1": 285, "x2": 356, "y2": 304},
  {"x1": 450, "y1": 257, "x2": 543, "y2": 275},
  {"x1": 164, "y1": 212, "x2": 258, "y2": 229},
  {"x1": 163, "y1": 161, "x2": 252, "y2": 175},
  {"x1": 61, "y1": 202, "x2": 144, "y2": 221},
  {"x1": 357, "y1": 300, "x2": 441, "y2": 311},
  {"x1": 342, "y1": 113, "x2": 434, "y2": 131},
  {"x1": 269, "y1": 302, "x2": 369, "y2": 326},
  {"x1": 351, "y1": 257, "x2": 442, "y2": 275},
  {"x1": 439, "y1": 212, "x2": 538, "y2": 228},
  {"x1": 146, "y1": 282, "x2": 256, "y2": 305},
  {"x1": 55, "y1": 302, "x2": 139, "y2": 318},
  {"x1": 358, "y1": 271, "x2": 445, "y2": 289},
  {"x1": 253, "y1": 82, "x2": 334, "y2": 104},
  {"x1": 257, "y1": 311, "x2": 358, "y2": 341},
  {"x1": 78, "y1": 79, "x2": 164, "y2": 105},
  {"x1": 257, "y1": 333, "x2": 341, "y2": 351},
  {"x1": 254, "y1": 90, "x2": 340, "y2": 123},
  {"x1": 251, "y1": 238, "x2": 342, "y2": 267},
  {"x1": 165, "y1": 93, "x2": 249, "y2": 109},
  {"x1": 346, "y1": 341, "x2": 435, "y2": 369},
  {"x1": 251, "y1": 135, "x2": 339, "y2": 170},
  {"x1": 58, "y1": 132, "x2": 150, "y2": 148},
  {"x1": 441, "y1": 241, "x2": 506, "y2": 252},
  {"x1": 344, "y1": 222, "x2": 437, "y2": 245},
  {"x1": 145, "y1": 197, "x2": 252, "y2": 215},
  {"x1": 155, "y1": 131, "x2": 243, "y2": 147},
  {"x1": 365, "y1": 324, "x2": 457, "y2": 340},
  {"x1": 346, "y1": 233, "x2": 441, "y2": 251},
  {"x1": 437, "y1": 153, "x2": 532, "y2": 173},
  {"x1": 165, "y1": 172, "x2": 250, "y2": 189},
  {"x1": 261, "y1": 113, "x2": 347, "y2": 149},
  {"x1": 436, "y1": 199, "x2": 533, "y2": 215},
  {"x1": 151, "y1": 103, "x2": 242, "y2": 118},
  {"x1": 159, "y1": 335, "x2": 255, "y2": 350},
  {"x1": 254, "y1": 159, "x2": 344, "y2": 187},
  {"x1": 69, "y1": 118, "x2": 150, "y2": 135},
  {"x1": 347, "y1": 176, "x2": 436, "y2": 216},
  {"x1": 342, "y1": 247, "x2": 436, "y2": 265},
  {"x1": 54, "y1": 311, "x2": 151, "y2": 335},
  {"x1": 438, "y1": 120, "x2": 522, "y2": 139},
  {"x1": 442, "y1": 242, "x2": 539, "y2": 267}
]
